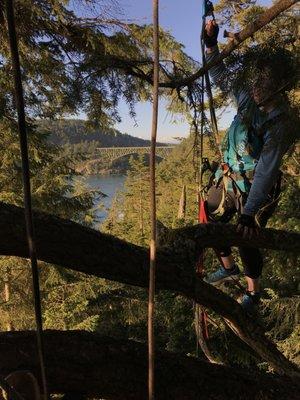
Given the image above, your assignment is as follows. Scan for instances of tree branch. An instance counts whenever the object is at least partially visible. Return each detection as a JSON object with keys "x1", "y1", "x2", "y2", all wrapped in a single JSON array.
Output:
[
  {"x1": 0, "y1": 331, "x2": 299, "y2": 399},
  {"x1": 55, "y1": 1, "x2": 297, "y2": 90},
  {"x1": 159, "y1": 0, "x2": 298, "y2": 88},
  {"x1": 0, "y1": 201, "x2": 299, "y2": 377}
]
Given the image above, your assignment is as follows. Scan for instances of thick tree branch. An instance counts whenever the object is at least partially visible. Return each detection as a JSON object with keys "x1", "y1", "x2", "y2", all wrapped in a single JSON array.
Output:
[
  {"x1": 0, "y1": 331, "x2": 299, "y2": 400},
  {"x1": 159, "y1": 0, "x2": 298, "y2": 88},
  {"x1": 0, "y1": 201, "x2": 299, "y2": 377},
  {"x1": 66, "y1": 1, "x2": 298, "y2": 90}
]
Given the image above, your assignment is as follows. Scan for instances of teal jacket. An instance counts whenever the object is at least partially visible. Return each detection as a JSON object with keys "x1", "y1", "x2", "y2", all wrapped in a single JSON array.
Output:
[{"x1": 206, "y1": 47, "x2": 298, "y2": 216}]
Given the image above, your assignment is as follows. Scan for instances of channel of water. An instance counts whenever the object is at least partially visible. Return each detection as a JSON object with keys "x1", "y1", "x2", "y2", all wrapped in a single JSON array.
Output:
[{"x1": 86, "y1": 174, "x2": 127, "y2": 223}]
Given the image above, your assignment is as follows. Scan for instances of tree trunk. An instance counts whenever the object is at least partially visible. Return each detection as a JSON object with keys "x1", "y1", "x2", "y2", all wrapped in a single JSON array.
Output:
[
  {"x1": 3, "y1": 266, "x2": 13, "y2": 331},
  {"x1": 177, "y1": 185, "x2": 186, "y2": 219},
  {"x1": 0, "y1": 331, "x2": 299, "y2": 400},
  {"x1": 0, "y1": 201, "x2": 299, "y2": 377}
]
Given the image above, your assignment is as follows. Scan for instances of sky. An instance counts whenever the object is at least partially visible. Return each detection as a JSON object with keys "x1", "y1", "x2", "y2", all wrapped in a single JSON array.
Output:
[
  {"x1": 75, "y1": 0, "x2": 273, "y2": 143},
  {"x1": 115, "y1": 0, "x2": 222, "y2": 143}
]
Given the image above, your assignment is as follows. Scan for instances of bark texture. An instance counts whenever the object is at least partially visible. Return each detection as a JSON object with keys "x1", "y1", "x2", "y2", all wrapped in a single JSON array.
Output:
[
  {"x1": 0, "y1": 202, "x2": 299, "y2": 377},
  {"x1": 0, "y1": 331, "x2": 299, "y2": 400}
]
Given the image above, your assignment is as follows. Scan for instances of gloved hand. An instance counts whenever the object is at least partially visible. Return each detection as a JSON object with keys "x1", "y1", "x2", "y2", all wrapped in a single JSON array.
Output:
[
  {"x1": 236, "y1": 214, "x2": 258, "y2": 239},
  {"x1": 204, "y1": 20, "x2": 219, "y2": 48}
]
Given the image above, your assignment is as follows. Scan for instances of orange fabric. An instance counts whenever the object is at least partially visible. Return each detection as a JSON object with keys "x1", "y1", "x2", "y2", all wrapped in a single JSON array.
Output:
[
  {"x1": 199, "y1": 199, "x2": 209, "y2": 223},
  {"x1": 196, "y1": 199, "x2": 208, "y2": 275}
]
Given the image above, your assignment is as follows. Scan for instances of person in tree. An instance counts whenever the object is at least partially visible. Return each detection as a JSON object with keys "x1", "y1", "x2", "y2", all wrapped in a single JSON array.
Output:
[{"x1": 203, "y1": 20, "x2": 299, "y2": 313}]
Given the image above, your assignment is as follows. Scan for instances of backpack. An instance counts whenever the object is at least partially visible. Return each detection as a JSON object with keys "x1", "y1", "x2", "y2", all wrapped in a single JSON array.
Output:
[{"x1": 215, "y1": 101, "x2": 265, "y2": 193}]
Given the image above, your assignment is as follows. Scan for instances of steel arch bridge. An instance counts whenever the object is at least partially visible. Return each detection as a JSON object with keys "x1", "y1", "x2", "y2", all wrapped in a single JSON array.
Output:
[{"x1": 96, "y1": 146, "x2": 175, "y2": 164}]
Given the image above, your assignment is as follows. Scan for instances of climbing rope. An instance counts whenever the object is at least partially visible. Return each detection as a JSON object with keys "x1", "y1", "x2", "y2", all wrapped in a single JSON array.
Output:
[
  {"x1": 148, "y1": 0, "x2": 159, "y2": 399},
  {"x1": 5, "y1": 1, "x2": 48, "y2": 399},
  {"x1": 201, "y1": 1, "x2": 221, "y2": 161},
  {"x1": 194, "y1": 0, "x2": 222, "y2": 363}
]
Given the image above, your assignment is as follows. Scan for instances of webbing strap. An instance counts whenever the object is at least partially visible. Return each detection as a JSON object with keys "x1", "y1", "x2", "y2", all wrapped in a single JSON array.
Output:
[
  {"x1": 211, "y1": 164, "x2": 230, "y2": 217},
  {"x1": 211, "y1": 163, "x2": 253, "y2": 218}
]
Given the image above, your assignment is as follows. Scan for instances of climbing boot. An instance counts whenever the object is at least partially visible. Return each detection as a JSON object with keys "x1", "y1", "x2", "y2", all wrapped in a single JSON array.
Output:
[
  {"x1": 204, "y1": 264, "x2": 240, "y2": 286},
  {"x1": 239, "y1": 291, "x2": 260, "y2": 315}
]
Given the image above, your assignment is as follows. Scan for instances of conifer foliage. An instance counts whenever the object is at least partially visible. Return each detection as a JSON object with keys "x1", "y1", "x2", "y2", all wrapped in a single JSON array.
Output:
[{"x1": 0, "y1": 0, "x2": 299, "y2": 397}]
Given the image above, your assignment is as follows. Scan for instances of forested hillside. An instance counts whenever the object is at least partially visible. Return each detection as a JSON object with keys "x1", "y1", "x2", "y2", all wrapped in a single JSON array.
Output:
[
  {"x1": 39, "y1": 119, "x2": 169, "y2": 174},
  {"x1": 40, "y1": 119, "x2": 155, "y2": 147}
]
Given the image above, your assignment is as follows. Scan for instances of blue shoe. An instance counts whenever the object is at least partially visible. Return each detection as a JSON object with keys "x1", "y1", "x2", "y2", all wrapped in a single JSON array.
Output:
[
  {"x1": 204, "y1": 264, "x2": 240, "y2": 286},
  {"x1": 239, "y1": 291, "x2": 260, "y2": 315}
]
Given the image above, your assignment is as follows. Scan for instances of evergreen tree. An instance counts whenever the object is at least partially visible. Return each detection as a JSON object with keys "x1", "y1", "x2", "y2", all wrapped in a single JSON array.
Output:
[
  {"x1": 0, "y1": 117, "x2": 105, "y2": 331},
  {"x1": 103, "y1": 154, "x2": 150, "y2": 245}
]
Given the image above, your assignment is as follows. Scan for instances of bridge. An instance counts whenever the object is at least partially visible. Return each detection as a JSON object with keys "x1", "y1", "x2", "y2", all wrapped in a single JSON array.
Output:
[
  {"x1": 76, "y1": 146, "x2": 176, "y2": 174},
  {"x1": 96, "y1": 146, "x2": 175, "y2": 163}
]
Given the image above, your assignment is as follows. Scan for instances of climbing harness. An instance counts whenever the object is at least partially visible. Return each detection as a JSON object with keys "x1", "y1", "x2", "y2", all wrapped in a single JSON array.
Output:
[
  {"x1": 5, "y1": 1, "x2": 48, "y2": 399},
  {"x1": 212, "y1": 110, "x2": 286, "y2": 220}
]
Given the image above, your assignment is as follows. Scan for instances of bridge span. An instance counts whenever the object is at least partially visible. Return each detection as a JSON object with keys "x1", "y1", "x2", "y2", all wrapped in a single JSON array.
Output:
[
  {"x1": 76, "y1": 146, "x2": 176, "y2": 174},
  {"x1": 95, "y1": 146, "x2": 175, "y2": 164}
]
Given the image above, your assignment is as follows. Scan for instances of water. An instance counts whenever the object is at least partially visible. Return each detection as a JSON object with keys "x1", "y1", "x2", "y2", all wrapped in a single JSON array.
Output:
[{"x1": 86, "y1": 174, "x2": 126, "y2": 222}]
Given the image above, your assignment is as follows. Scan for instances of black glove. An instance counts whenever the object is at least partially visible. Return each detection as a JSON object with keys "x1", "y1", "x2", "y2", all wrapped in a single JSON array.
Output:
[
  {"x1": 203, "y1": 22, "x2": 219, "y2": 48},
  {"x1": 237, "y1": 214, "x2": 256, "y2": 228}
]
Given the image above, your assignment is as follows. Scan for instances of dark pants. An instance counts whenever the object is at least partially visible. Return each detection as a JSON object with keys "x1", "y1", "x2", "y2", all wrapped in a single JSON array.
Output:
[{"x1": 206, "y1": 184, "x2": 278, "y2": 279}]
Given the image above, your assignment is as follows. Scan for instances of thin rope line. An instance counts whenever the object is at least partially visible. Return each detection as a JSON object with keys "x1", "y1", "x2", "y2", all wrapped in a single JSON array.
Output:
[
  {"x1": 148, "y1": 1, "x2": 159, "y2": 399},
  {"x1": 5, "y1": 1, "x2": 48, "y2": 399}
]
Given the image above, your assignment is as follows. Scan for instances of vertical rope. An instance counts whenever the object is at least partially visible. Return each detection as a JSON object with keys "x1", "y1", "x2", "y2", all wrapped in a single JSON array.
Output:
[
  {"x1": 5, "y1": 1, "x2": 48, "y2": 399},
  {"x1": 193, "y1": 0, "x2": 221, "y2": 365},
  {"x1": 148, "y1": 0, "x2": 159, "y2": 399},
  {"x1": 199, "y1": 74, "x2": 205, "y2": 194},
  {"x1": 201, "y1": 1, "x2": 222, "y2": 162}
]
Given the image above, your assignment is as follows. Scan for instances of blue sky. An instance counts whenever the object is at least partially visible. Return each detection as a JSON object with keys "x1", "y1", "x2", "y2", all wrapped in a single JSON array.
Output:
[
  {"x1": 116, "y1": 0, "x2": 220, "y2": 142},
  {"x1": 114, "y1": 0, "x2": 273, "y2": 142},
  {"x1": 75, "y1": 0, "x2": 273, "y2": 142}
]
